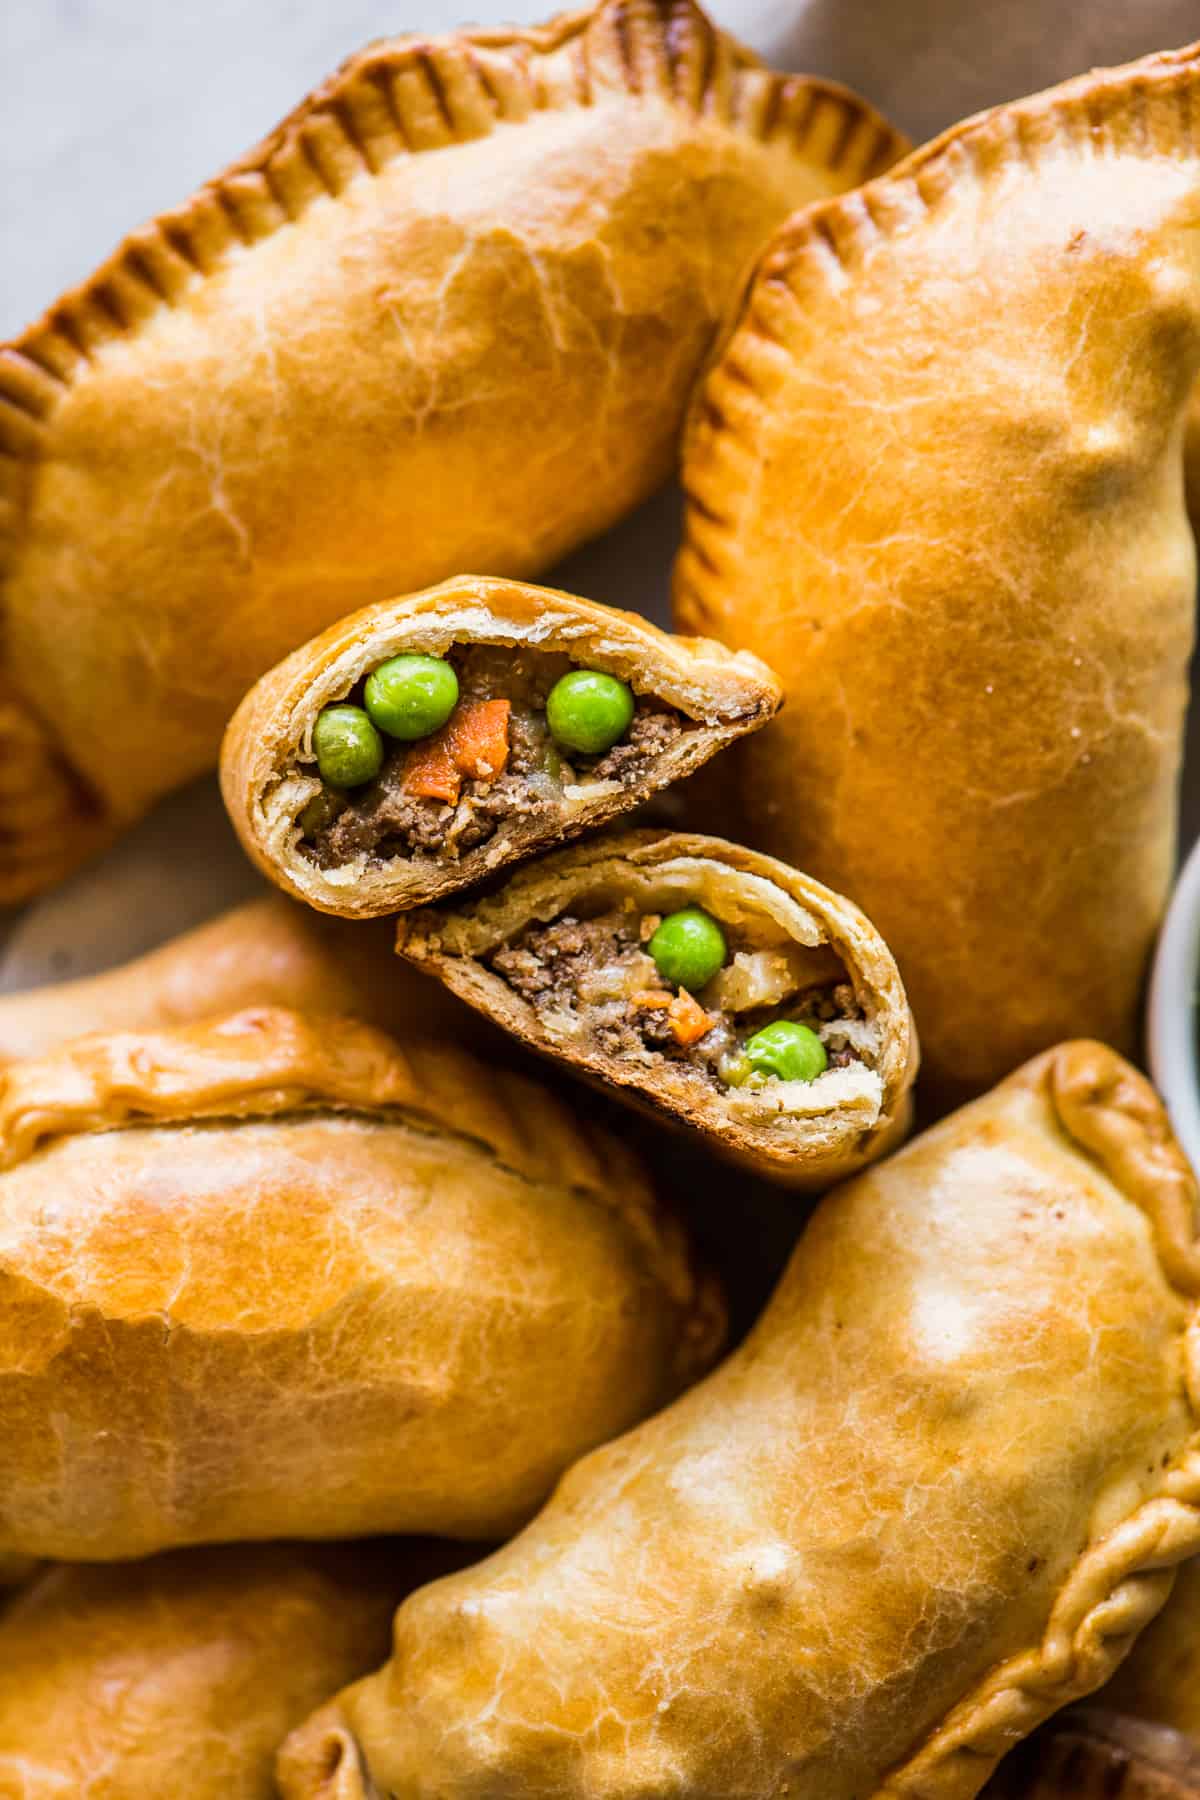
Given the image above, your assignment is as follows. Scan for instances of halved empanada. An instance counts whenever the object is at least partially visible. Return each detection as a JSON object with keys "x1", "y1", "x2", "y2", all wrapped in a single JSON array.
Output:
[
  {"x1": 396, "y1": 829, "x2": 917, "y2": 1186},
  {"x1": 675, "y1": 42, "x2": 1200, "y2": 1106},
  {"x1": 0, "y1": 895, "x2": 485, "y2": 1066},
  {"x1": 222, "y1": 580, "x2": 782, "y2": 917},
  {"x1": 0, "y1": 1542, "x2": 471, "y2": 1800},
  {"x1": 0, "y1": 0, "x2": 903, "y2": 904},
  {"x1": 0, "y1": 1006, "x2": 723, "y2": 1560},
  {"x1": 279, "y1": 1043, "x2": 1200, "y2": 1800}
]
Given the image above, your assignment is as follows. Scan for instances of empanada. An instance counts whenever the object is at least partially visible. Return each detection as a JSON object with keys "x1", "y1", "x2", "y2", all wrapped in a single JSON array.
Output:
[
  {"x1": 0, "y1": 1006, "x2": 722, "y2": 1560},
  {"x1": 279, "y1": 1043, "x2": 1200, "y2": 1800},
  {"x1": 0, "y1": 1541, "x2": 470, "y2": 1800},
  {"x1": 396, "y1": 829, "x2": 916, "y2": 1186},
  {"x1": 0, "y1": 0, "x2": 903, "y2": 904},
  {"x1": 0, "y1": 894, "x2": 481, "y2": 1066},
  {"x1": 222, "y1": 579, "x2": 782, "y2": 917},
  {"x1": 675, "y1": 43, "x2": 1200, "y2": 1104}
]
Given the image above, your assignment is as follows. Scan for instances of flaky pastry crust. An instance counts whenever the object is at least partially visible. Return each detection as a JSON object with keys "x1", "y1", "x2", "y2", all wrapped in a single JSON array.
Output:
[
  {"x1": 0, "y1": 895, "x2": 488, "y2": 1066},
  {"x1": 0, "y1": 0, "x2": 904, "y2": 903},
  {"x1": 279, "y1": 1044, "x2": 1200, "y2": 1800},
  {"x1": 675, "y1": 40, "x2": 1200, "y2": 1106},
  {"x1": 0, "y1": 1542, "x2": 471, "y2": 1799},
  {"x1": 221, "y1": 577, "x2": 783, "y2": 916},
  {"x1": 0, "y1": 1006, "x2": 723, "y2": 1560},
  {"x1": 396, "y1": 828, "x2": 917, "y2": 1187}
]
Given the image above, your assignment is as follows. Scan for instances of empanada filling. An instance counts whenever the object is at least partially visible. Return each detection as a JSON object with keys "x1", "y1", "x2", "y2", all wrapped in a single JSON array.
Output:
[
  {"x1": 296, "y1": 646, "x2": 690, "y2": 870},
  {"x1": 488, "y1": 894, "x2": 875, "y2": 1101}
]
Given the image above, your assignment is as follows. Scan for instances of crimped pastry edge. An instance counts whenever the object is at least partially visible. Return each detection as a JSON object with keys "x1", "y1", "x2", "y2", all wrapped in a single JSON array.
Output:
[
  {"x1": 675, "y1": 36, "x2": 1200, "y2": 639},
  {"x1": 395, "y1": 827, "x2": 918, "y2": 1186},
  {"x1": 220, "y1": 576, "x2": 783, "y2": 918}
]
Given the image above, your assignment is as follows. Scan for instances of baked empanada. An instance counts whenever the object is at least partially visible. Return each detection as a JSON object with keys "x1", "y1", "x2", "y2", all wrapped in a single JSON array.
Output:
[
  {"x1": 222, "y1": 579, "x2": 782, "y2": 918},
  {"x1": 675, "y1": 43, "x2": 1200, "y2": 1105},
  {"x1": 0, "y1": 1006, "x2": 722, "y2": 1560},
  {"x1": 0, "y1": 1541, "x2": 470, "y2": 1800},
  {"x1": 0, "y1": 894, "x2": 482, "y2": 1066},
  {"x1": 0, "y1": 0, "x2": 903, "y2": 905},
  {"x1": 396, "y1": 829, "x2": 916, "y2": 1186},
  {"x1": 280, "y1": 1042, "x2": 1200, "y2": 1800}
]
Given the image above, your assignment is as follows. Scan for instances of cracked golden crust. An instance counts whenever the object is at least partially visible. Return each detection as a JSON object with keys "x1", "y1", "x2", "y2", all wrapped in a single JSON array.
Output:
[
  {"x1": 277, "y1": 1043, "x2": 1200, "y2": 1800},
  {"x1": 0, "y1": 0, "x2": 905, "y2": 905},
  {"x1": 0, "y1": 1007, "x2": 724, "y2": 1560},
  {"x1": 396, "y1": 827, "x2": 917, "y2": 1188},
  {"x1": 674, "y1": 40, "x2": 1200, "y2": 1107},
  {"x1": 0, "y1": 1542, "x2": 470, "y2": 1800},
  {"x1": 221, "y1": 577, "x2": 783, "y2": 917}
]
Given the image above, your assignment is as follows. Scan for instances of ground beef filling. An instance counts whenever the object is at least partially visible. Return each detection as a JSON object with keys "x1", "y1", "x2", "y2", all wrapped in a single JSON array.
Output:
[
  {"x1": 490, "y1": 908, "x2": 866, "y2": 1085},
  {"x1": 300, "y1": 644, "x2": 685, "y2": 868}
]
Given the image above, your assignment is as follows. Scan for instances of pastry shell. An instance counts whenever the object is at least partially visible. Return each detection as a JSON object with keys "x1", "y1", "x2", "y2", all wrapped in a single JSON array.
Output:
[
  {"x1": 221, "y1": 577, "x2": 783, "y2": 917},
  {"x1": 395, "y1": 827, "x2": 917, "y2": 1187},
  {"x1": 0, "y1": 1541, "x2": 470, "y2": 1800},
  {"x1": 0, "y1": 0, "x2": 904, "y2": 903},
  {"x1": 0, "y1": 895, "x2": 487, "y2": 1066},
  {"x1": 278, "y1": 1043, "x2": 1200, "y2": 1800},
  {"x1": 0, "y1": 1005, "x2": 723, "y2": 1560},
  {"x1": 675, "y1": 40, "x2": 1200, "y2": 1107}
]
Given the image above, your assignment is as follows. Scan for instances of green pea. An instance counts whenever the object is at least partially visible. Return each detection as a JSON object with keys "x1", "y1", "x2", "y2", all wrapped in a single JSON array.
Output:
[
  {"x1": 313, "y1": 705, "x2": 383, "y2": 788},
  {"x1": 546, "y1": 669, "x2": 634, "y2": 756},
  {"x1": 742, "y1": 1020, "x2": 828, "y2": 1084},
  {"x1": 648, "y1": 907, "x2": 727, "y2": 993},
  {"x1": 364, "y1": 654, "x2": 459, "y2": 741}
]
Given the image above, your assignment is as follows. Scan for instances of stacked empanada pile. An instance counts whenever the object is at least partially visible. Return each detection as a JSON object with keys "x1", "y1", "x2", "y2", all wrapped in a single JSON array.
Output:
[{"x1": 3, "y1": 3, "x2": 1200, "y2": 1796}]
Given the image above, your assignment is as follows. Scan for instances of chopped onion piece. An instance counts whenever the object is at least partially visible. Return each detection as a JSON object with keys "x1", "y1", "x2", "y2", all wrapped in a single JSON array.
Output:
[{"x1": 705, "y1": 947, "x2": 813, "y2": 1012}]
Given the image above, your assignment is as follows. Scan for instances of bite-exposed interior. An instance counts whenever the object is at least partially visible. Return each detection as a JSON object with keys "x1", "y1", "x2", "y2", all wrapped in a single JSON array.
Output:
[
  {"x1": 294, "y1": 643, "x2": 697, "y2": 870},
  {"x1": 482, "y1": 864, "x2": 884, "y2": 1114}
]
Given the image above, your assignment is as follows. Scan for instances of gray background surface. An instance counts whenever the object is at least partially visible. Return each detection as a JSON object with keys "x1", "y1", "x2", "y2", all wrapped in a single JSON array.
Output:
[{"x1": 2, "y1": 0, "x2": 1198, "y2": 991}]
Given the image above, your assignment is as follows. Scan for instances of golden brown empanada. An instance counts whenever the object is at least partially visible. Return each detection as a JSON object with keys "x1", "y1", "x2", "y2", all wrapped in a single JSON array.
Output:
[
  {"x1": 0, "y1": 1541, "x2": 471, "y2": 1800},
  {"x1": 222, "y1": 579, "x2": 783, "y2": 918},
  {"x1": 675, "y1": 43, "x2": 1200, "y2": 1106},
  {"x1": 396, "y1": 828, "x2": 916, "y2": 1186},
  {"x1": 0, "y1": 894, "x2": 482, "y2": 1066},
  {"x1": 0, "y1": 0, "x2": 903, "y2": 905},
  {"x1": 0, "y1": 1006, "x2": 722, "y2": 1561},
  {"x1": 279, "y1": 1043, "x2": 1200, "y2": 1800}
]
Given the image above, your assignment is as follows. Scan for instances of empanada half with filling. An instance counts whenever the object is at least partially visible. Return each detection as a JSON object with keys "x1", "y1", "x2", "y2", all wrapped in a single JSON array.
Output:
[
  {"x1": 0, "y1": 1541, "x2": 471, "y2": 1800},
  {"x1": 675, "y1": 40, "x2": 1200, "y2": 1105},
  {"x1": 0, "y1": 0, "x2": 904, "y2": 903},
  {"x1": 279, "y1": 1043, "x2": 1200, "y2": 1800},
  {"x1": 396, "y1": 829, "x2": 917, "y2": 1187},
  {"x1": 0, "y1": 1006, "x2": 723, "y2": 1560},
  {"x1": 221, "y1": 579, "x2": 782, "y2": 917}
]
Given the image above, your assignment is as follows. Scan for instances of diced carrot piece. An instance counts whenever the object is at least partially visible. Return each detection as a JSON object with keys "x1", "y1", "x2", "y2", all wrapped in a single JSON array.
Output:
[
  {"x1": 667, "y1": 990, "x2": 715, "y2": 1046},
  {"x1": 448, "y1": 698, "x2": 511, "y2": 782},
  {"x1": 401, "y1": 740, "x2": 461, "y2": 804},
  {"x1": 631, "y1": 990, "x2": 673, "y2": 1011},
  {"x1": 400, "y1": 698, "x2": 512, "y2": 804}
]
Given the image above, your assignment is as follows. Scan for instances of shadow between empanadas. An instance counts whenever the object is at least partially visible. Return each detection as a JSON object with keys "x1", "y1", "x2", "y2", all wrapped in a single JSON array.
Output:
[
  {"x1": 0, "y1": 1541, "x2": 471, "y2": 1800},
  {"x1": 279, "y1": 1043, "x2": 1200, "y2": 1800},
  {"x1": 221, "y1": 579, "x2": 782, "y2": 917},
  {"x1": 0, "y1": 895, "x2": 487, "y2": 1066},
  {"x1": 0, "y1": 0, "x2": 904, "y2": 904},
  {"x1": 396, "y1": 829, "x2": 917, "y2": 1187},
  {"x1": 0, "y1": 1006, "x2": 723, "y2": 1560},
  {"x1": 675, "y1": 40, "x2": 1200, "y2": 1106}
]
